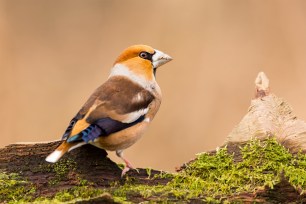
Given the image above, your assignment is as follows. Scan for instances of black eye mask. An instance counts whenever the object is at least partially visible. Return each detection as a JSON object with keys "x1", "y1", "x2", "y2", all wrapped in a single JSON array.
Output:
[{"x1": 139, "y1": 51, "x2": 155, "y2": 62}]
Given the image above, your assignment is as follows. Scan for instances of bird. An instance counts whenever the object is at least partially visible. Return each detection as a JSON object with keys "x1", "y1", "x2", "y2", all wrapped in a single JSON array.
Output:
[{"x1": 45, "y1": 44, "x2": 172, "y2": 176}]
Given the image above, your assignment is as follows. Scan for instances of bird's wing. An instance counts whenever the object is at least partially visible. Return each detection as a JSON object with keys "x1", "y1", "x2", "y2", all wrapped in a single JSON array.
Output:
[{"x1": 62, "y1": 76, "x2": 154, "y2": 143}]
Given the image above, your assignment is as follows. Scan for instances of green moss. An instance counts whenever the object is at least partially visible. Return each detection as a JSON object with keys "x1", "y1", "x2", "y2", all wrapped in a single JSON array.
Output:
[
  {"x1": 53, "y1": 159, "x2": 76, "y2": 177},
  {"x1": 146, "y1": 167, "x2": 152, "y2": 178},
  {"x1": 32, "y1": 179, "x2": 107, "y2": 203},
  {"x1": 284, "y1": 151, "x2": 306, "y2": 193},
  {"x1": 53, "y1": 186, "x2": 104, "y2": 202},
  {"x1": 0, "y1": 172, "x2": 35, "y2": 203},
  {"x1": 42, "y1": 158, "x2": 77, "y2": 185},
  {"x1": 111, "y1": 138, "x2": 306, "y2": 202},
  {"x1": 0, "y1": 171, "x2": 105, "y2": 203},
  {"x1": 153, "y1": 170, "x2": 175, "y2": 179},
  {"x1": 4, "y1": 137, "x2": 306, "y2": 203},
  {"x1": 117, "y1": 163, "x2": 125, "y2": 169},
  {"x1": 167, "y1": 139, "x2": 284, "y2": 199},
  {"x1": 31, "y1": 188, "x2": 109, "y2": 203}
]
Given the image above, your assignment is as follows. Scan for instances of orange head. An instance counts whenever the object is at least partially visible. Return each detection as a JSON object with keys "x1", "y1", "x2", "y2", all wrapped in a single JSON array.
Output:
[{"x1": 113, "y1": 45, "x2": 172, "y2": 81}]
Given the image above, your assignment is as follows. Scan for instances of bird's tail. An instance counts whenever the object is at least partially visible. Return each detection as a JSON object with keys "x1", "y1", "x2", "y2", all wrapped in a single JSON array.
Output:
[{"x1": 45, "y1": 141, "x2": 85, "y2": 163}]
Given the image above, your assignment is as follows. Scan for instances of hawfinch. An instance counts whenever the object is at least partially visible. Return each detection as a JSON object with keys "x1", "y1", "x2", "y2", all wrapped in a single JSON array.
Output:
[{"x1": 46, "y1": 45, "x2": 172, "y2": 176}]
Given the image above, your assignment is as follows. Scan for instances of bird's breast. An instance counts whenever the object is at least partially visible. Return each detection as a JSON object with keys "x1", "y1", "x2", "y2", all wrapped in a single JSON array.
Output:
[{"x1": 90, "y1": 120, "x2": 149, "y2": 151}]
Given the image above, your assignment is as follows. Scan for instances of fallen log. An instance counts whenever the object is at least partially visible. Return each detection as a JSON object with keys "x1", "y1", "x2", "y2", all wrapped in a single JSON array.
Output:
[{"x1": 1, "y1": 72, "x2": 306, "y2": 203}]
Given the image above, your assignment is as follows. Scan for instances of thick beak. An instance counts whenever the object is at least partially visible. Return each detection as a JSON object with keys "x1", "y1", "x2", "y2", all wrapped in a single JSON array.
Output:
[{"x1": 152, "y1": 49, "x2": 173, "y2": 69}]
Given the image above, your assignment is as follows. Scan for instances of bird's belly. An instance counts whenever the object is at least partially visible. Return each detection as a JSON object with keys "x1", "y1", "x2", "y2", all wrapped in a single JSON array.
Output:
[{"x1": 90, "y1": 121, "x2": 149, "y2": 151}]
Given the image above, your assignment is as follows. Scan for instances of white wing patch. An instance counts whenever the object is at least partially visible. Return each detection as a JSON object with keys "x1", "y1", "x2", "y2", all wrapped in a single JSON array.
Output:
[
  {"x1": 122, "y1": 108, "x2": 149, "y2": 123},
  {"x1": 132, "y1": 93, "x2": 143, "y2": 103}
]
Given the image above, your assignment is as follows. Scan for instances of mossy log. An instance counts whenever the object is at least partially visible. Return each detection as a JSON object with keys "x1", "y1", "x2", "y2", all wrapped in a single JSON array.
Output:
[
  {"x1": 0, "y1": 142, "x2": 168, "y2": 203},
  {"x1": 1, "y1": 72, "x2": 306, "y2": 203}
]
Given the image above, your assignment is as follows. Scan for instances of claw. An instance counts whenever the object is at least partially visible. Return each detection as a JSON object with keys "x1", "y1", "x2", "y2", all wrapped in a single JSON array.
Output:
[
  {"x1": 121, "y1": 166, "x2": 140, "y2": 177},
  {"x1": 121, "y1": 159, "x2": 139, "y2": 177},
  {"x1": 135, "y1": 168, "x2": 140, "y2": 174},
  {"x1": 121, "y1": 166, "x2": 131, "y2": 177}
]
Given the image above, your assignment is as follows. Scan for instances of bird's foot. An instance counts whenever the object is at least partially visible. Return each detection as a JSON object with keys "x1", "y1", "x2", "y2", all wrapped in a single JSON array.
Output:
[{"x1": 121, "y1": 160, "x2": 139, "y2": 177}]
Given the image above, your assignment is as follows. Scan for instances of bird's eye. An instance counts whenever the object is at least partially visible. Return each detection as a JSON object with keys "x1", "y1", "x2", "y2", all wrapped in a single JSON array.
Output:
[{"x1": 139, "y1": 52, "x2": 149, "y2": 59}]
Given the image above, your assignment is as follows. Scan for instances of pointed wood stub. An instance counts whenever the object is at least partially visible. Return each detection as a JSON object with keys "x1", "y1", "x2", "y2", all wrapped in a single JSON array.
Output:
[
  {"x1": 255, "y1": 72, "x2": 270, "y2": 98},
  {"x1": 226, "y1": 72, "x2": 306, "y2": 153}
]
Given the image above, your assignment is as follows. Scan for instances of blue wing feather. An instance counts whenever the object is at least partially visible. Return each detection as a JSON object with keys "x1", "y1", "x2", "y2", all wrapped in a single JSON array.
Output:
[{"x1": 66, "y1": 115, "x2": 145, "y2": 143}]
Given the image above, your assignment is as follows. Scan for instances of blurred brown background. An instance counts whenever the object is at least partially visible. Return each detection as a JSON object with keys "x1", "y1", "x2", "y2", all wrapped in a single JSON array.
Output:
[{"x1": 1, "y1": 0, "x2": 306, "y2": 172}]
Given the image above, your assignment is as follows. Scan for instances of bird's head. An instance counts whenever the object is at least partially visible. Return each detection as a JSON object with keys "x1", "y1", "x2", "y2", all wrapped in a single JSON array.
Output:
[{"x1": 113, "y1": 45, "x2": 172, "y2": 81}]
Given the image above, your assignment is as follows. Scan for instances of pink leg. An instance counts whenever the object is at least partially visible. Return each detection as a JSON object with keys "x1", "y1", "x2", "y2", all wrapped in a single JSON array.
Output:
[{"x1": 116, "y1": 150, "x2": 136, "y2": 177}]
